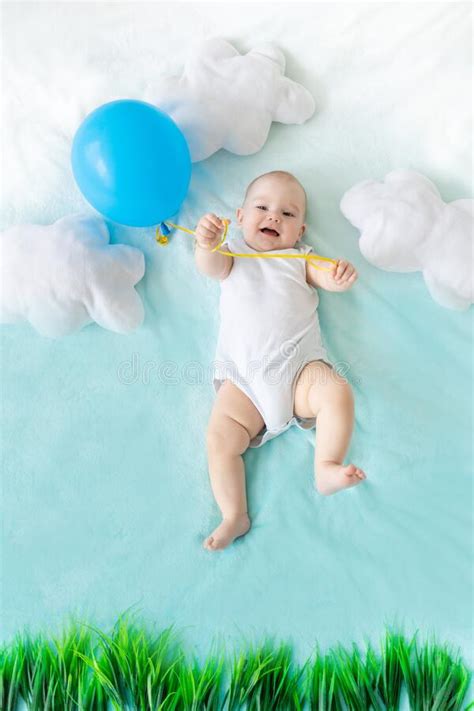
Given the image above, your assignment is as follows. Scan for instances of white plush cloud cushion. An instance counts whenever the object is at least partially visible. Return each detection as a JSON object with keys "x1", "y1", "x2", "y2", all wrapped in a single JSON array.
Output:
[
  {"x1": 340, "y1": 170, "x2": 473, "y2": 311},
  {"x1": 154, "y1": 38, "x2": 316, "y2": 162},
  {"x1": 0, "y1": 214, "x2": 145, "y2": 337}
]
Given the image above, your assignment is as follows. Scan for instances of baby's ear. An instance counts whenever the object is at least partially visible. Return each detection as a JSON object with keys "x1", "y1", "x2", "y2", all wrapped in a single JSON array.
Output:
[
  {"x1": 236, "y1": 207, "x2": 244, "y2": 224},
  {"x1": 299, "y1": 223, "x2": 306, "y2": 237}
]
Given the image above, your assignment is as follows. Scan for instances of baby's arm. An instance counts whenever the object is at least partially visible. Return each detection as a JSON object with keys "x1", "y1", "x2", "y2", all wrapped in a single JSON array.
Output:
[
  {"x1": 306, "y1": 258, "x2": 358, "y2": 292},
  {"x1": 194, "y1": 213, "x2": 234, "y2": 280}
]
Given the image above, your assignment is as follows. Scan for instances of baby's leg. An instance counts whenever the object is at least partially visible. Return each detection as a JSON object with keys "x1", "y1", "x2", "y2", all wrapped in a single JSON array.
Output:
[
  {"x1": 294, "y1": 361, "x2": 366, "y2": 495},
  {"x1": 204, "y1": 380, "x2": 264, "y2": 551}
]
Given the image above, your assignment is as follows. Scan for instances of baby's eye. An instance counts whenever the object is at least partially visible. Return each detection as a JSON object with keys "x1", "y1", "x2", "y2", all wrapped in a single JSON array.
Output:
[
  {"x1": 256, "y1": 205, "x2": 267, "y2": 211},
  {"x1": 283, "y1": 211, "x2": 295, "y2": 217}
]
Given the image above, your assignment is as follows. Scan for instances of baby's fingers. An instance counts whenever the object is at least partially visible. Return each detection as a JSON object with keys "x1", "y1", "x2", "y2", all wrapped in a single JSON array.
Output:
[
  {"x1": 210, "y1": 214, "x2": 230, "y2": 229},
  {"x1": 200, "y1": 218, "x2": 222, "y2": 235},
  {"x1": 339, "y1": 272, "x2": 358, "y2": 288},
  {"x1": 340, "y1": 268, "x2": 355, "y2": 282},
  {"x1": 335, "y1": 260, "x2": 348, "y2": 280},
  {"x1": 336, "y1": 262, "x2": 357, "y2": 283},
  {"x1": 196, "y1": 225, "x2": 216, "y2": 243},
  {"x1": 205, "y1": 213, "x2": 224, "y2": 230}
]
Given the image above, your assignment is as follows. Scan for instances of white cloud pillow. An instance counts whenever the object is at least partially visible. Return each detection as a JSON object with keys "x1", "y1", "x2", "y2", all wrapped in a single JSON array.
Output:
[
  {"x1": 154, "y1": 38, "x2": 316, "y2": 162},
  {"x1": 0, "y1": 214, "x2": 145, "y2": 337},
  {"x1": 340, "y1": 170, "x2": 473, "y2": 311}
]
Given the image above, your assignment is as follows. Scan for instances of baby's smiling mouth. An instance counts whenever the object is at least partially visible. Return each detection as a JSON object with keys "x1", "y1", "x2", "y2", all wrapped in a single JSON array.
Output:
[{"x1": 260, "y1": 227, "x2": 280, "y2": 236}]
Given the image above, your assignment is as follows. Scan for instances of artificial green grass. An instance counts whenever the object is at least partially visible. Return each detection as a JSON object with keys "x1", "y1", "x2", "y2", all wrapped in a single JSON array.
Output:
[{"x1": 0, "y1": 613, "x2": 472, "y2": 710}]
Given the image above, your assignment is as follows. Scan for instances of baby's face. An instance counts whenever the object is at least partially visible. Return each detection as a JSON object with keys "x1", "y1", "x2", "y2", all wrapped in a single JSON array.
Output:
[{"x1": 236, "y1": 175, "x2": 306, "y2": 251}]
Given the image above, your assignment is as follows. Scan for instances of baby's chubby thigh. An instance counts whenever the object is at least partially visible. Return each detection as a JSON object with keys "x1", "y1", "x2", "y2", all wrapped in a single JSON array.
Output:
[
  {"x1": 293, "y1": 360, "x2": 350, "y2": 418},
  {"x1": 207, "y1": 379, "x2": 265, "y2": 455}
]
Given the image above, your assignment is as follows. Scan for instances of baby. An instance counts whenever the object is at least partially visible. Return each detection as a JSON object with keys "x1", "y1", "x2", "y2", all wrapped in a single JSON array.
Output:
[{"x1": 195, "y1": 171, "x2": 366, "y2": 552}]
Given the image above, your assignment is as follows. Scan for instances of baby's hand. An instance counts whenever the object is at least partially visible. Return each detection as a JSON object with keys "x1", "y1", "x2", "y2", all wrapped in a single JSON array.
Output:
[
  {"x1": 195, "y1": 213, "x2": 229, "y2": 251},
  {"x1": 327, "y1": 259, "x2": 358, "y2": 291}
]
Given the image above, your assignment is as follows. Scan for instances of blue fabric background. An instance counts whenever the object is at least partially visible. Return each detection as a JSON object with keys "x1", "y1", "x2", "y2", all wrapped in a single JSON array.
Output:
[{"x1": 1, "y1": 2, "x2": 472, "y2": 703}]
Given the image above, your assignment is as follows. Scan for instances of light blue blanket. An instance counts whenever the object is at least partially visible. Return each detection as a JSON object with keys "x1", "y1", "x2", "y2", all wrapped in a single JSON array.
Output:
[{"x1": 1, "y1": 2, "x2": 472, "y2": 701}]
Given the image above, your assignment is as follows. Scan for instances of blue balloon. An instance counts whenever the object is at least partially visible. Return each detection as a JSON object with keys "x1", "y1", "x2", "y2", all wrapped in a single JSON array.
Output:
[{"x1": 71, "y1": 100, "x2": 191, "y2": 227}]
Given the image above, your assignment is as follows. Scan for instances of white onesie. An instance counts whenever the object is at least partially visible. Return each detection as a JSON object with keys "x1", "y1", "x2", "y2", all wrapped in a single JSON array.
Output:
[{"x1": 212, "y1": 231, "x2": 332, "y2": 448}]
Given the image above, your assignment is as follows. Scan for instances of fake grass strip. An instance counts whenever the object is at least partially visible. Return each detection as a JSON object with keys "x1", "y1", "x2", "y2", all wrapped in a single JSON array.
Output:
[
  {"x1": 0, "y1": 613, "x2": 472, "y2": 710},
  {"x1": 224, "y1": 639, "x2": 306, "y2": 710}
]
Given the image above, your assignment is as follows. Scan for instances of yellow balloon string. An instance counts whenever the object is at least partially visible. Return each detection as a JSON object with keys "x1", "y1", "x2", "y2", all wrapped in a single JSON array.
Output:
[{"x1": 156, "y1": 219, "x2": 338, "y2": 271}]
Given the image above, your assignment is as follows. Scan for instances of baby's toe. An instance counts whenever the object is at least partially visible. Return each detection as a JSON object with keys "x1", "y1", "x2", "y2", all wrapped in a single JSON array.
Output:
[
  {"x1": 343, "y1": 464, "x2": 357, "y2": 477},
  {"x1": 207, "y1": 535, "x2": 223, "y2": 551},
  {"x1": 203, "y1": 536, "x2": 213, "y2": 550}
]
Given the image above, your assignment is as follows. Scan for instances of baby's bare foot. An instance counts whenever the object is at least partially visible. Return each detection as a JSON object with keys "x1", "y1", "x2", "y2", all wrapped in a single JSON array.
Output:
[
  {"x1": 203, "y1": 513, "x2": 251, "y2": 551},
  {"x1": 316, "y1": 461, "x2": 367, "y2": 496}
]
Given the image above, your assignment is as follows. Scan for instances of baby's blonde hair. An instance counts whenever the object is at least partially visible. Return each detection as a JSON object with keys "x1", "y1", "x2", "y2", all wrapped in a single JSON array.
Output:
[{"x1": 244, "y1": 171, "x2": 307, "y2": 218}]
